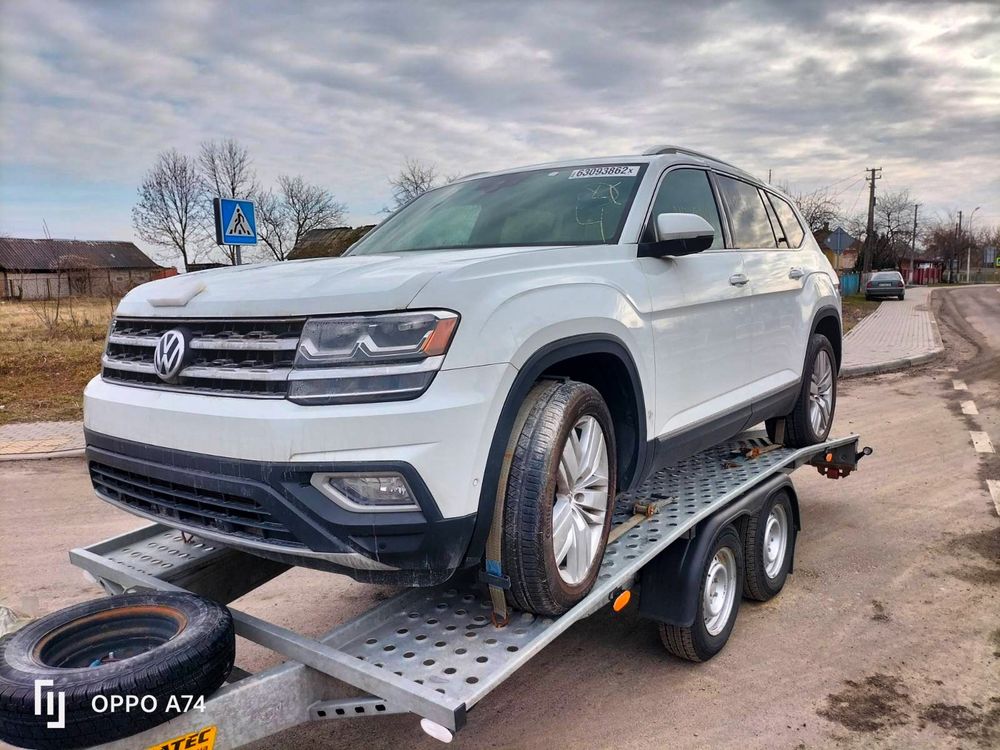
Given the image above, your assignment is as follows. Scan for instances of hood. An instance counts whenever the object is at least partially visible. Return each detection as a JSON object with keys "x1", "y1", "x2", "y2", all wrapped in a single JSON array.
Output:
[{"x1": 115, "y1": 247, "x2": 558, "y2": 318}]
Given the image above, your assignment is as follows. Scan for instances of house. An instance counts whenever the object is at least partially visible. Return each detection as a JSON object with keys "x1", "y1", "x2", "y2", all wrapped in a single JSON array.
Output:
[
  {"x1": 813, "y1": 223, "x2": 860, "y2": 271},
  {"x1": 287, "y1": 226, "x2": 375, "y2": 260},
  {"x1": 0, "y1": 237, "x2": 173, "y2": 300}
]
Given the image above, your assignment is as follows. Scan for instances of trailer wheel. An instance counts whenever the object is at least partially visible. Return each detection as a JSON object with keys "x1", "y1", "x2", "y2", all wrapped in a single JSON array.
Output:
[
  {"x1": 742, "y1": 490, "x2": 796, "y2": 601},
  {"x1": 502, "y1": 380, "x2": 617, "y2": 616},
  {"x1": 658, "y1": 525, "x2": 744, "y2": 662},
  {"x1": 0, "y1": 592, "x2": 234, "y2": 750}
]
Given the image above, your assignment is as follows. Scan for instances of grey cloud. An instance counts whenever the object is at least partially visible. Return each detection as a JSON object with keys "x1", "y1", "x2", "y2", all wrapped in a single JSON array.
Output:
[{"x1": 0, "y1": 0, "x2": 998, "y2": 244}]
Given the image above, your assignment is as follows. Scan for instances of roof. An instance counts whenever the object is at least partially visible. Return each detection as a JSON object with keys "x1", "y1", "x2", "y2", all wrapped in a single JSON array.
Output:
[
  {"x1": 0, "y1": 238, "x2": 161, "y2": 272},
  {"x1": 288, "y1": 226, "x2": 375, "y2": 261}
]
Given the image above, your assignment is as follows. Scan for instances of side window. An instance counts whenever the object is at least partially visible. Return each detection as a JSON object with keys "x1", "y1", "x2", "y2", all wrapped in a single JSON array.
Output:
[
  {"x1": 767, "y1": 193, "x2": 806, "y2": 248},
  {"x1": 643, "y1": 169, "x2": 724, "y2": 249},
  {"x1": 715, "y1": 175, "x2": 777, "y2": 249},
  {"x1": 760, "y1": 189, "x2": 789, "y2": 248}
]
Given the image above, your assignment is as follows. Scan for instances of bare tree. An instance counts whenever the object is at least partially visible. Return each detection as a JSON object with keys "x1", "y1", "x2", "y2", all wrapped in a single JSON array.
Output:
[
  {"x1": 777, "y1": 184, "x2": 841, "y2": 234},
  {"x1": 132, "y1": 149, "x2": 205, "y2": 272},
  {"x1": 387, "y1": 158, "x2": 440, "y2": 211},
  {"x1": 256, "y1": 176, "x2": 347, "y2": 261},
  {"x1": 198, "y1": 139, "x2": 259, "y2": 265}
]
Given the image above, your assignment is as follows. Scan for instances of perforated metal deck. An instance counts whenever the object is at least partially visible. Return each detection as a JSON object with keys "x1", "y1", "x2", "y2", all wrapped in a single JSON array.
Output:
[
  {"x1": 71, "y1": 432, "x2": 861, "y2": 745},
  {"x1": 320, "y1": 434, "x2": 825, "y2": 709}
]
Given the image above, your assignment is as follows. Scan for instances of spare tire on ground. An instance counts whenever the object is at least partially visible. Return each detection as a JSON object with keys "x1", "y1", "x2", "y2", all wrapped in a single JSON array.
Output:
[{"x1": 0, "y1": 592, "x2": 234, "y2": 750}]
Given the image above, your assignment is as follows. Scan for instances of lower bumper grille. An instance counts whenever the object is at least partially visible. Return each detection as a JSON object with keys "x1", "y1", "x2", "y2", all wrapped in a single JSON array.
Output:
[{"x1": 89, "y1": 461, "x2": 303, "y2": 548}]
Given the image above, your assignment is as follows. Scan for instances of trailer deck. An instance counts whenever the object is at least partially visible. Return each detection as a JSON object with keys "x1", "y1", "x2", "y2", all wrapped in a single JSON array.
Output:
[{"x1": 68, "y1": 431, "x2": 866, "y2": 748}]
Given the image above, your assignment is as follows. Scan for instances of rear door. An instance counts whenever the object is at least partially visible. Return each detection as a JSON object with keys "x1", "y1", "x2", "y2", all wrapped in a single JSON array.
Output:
[
  {"x1": 638, "y1": 167, "x2": 755, "y2": 452},
  {"x1": 716, "y1": 177, "x2": 811, "y2": 400}
]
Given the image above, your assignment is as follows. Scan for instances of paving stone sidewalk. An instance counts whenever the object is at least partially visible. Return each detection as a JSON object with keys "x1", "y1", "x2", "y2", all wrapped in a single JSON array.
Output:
[
  {"x1": 0, "y1": 420, "x2": 85, "y2": 460},
  {"x1": 841, "y1": 286, "x2": 942, "y2": 377}
]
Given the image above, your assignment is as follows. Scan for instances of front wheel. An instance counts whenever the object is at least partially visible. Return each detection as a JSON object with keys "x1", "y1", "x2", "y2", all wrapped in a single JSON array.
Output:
[
  {"x1": 501, "y1": 380, "x2": 617, "y2": 616},
  {"x1": 769, "y1": 334, "x2": 837, "y2": 448}
]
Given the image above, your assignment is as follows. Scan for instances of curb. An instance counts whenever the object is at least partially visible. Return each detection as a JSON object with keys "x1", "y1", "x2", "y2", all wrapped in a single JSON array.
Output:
[
  {"x1": 840, "y1": 346, "x2": 944, "y2": 378},
  {"x1": 0, "y1": 447, "x2": 85, "y2": 463}
]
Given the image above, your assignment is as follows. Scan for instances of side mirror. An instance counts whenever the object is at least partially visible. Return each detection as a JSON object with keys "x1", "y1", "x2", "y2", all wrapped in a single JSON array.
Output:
[{"x1": 639, "y1": 213, "x2": 715, "y2": 258}]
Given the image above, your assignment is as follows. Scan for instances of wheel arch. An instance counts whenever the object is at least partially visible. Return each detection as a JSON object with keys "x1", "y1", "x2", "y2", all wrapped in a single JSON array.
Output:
[
  {"x1": 461, "y1": 334, "x2": 649, "y2": 567},
  {"x1": 811, "y1": 305, "x2": 842, "y2": 371}
]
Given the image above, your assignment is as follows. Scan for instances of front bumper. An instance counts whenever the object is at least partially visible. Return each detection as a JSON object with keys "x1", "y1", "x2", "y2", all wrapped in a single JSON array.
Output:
[{"x1": 83, "y1": 362, "x2": 516, "y2": 584}]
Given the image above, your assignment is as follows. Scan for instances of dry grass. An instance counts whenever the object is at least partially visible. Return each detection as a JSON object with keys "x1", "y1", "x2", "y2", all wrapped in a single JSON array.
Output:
[
  {"x1": 0, "y1": 298, "x2": 114, "y2": 425},
  {"x1": 841, "y1": 294, "x2": 880, "y2": 334}
]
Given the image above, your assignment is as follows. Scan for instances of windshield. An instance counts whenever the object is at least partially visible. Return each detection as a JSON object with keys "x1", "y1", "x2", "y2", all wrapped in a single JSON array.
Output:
[
  {"x1": 871, "y1": 271, "x2": 902, "y2": 280},
  {"x1": 349, "y1": 164, "x2": 647, "y2": 255}
]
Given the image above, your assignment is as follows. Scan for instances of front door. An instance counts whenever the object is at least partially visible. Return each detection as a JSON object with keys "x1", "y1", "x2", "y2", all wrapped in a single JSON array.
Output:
[{"x1": 639, "y1": 168, "x2": 755, "y2": 458}]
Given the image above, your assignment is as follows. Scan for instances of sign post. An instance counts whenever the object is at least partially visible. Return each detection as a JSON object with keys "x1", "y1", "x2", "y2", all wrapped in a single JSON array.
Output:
[{"x1": 212, "y1": 198, "x2": 258, "y2": 265}]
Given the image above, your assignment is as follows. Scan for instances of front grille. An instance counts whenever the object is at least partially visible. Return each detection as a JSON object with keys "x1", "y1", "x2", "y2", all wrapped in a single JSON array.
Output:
[
  {"x1": 89, "y1": 460, "x2": 303, "y2": 548},
  {"x1": 102, "y1": 317, "x2": 305, "y2": 397}
]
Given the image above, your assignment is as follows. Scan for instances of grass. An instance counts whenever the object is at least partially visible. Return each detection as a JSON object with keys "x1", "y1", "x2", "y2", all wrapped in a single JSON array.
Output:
[
  {"x1": 840, "y1": 293, "x2": 880, "y2": 334},
  {"x1": 0, "y1": 298, "x2": 113, "y2": 425}
]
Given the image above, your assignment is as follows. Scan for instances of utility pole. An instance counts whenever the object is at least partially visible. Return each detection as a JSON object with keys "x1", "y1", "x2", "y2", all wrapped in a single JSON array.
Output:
[
  {"x1": 861, "y1": 167, "x2": 882, "y2": 279},
  {"x1": 909, "y1": 203, "x2": 919, "y2": 285},
  {"x1": 965, "y1": 206, "x2": 980, "y2": 284},
  {"x1": 767, "y1": 169, "x2": 772, "y2": 183},
  {"x1": 955, "y1": 210, "x2": 962, "y2": 283}
]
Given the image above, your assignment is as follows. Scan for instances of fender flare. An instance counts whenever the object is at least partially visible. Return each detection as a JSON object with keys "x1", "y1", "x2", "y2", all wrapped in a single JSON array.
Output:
[{"x1": 461, "y1": 334, "x2": 648, "y2": 567}]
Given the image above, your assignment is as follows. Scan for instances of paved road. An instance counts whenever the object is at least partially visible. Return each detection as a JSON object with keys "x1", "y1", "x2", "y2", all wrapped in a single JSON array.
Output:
[{"x1": 1, "y1": 288, "x2": 998, "y2": 750}]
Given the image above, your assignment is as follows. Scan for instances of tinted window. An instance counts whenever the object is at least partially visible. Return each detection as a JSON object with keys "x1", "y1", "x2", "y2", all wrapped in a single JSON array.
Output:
[
  {"x1": 349, "y1": 164, "x2": 646, "y2": 254},
  {"x1": 644, "y1": 169, "x2": 724, "y2": 249},
  {"x1": 871, "y1": 271, "x2": 903, "y2": 281},
  {"x1": 767, "y1": 194, "x2": 806, "y2": 248},
  {"x1": 716, "y1": 175, "x2": 777, "y2": 248}
]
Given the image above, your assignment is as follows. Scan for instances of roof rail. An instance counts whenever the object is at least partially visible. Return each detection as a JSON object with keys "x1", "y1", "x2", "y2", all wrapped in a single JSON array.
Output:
[{"x1": 641, "y1": 144, "x2": 744, "y2": 173}]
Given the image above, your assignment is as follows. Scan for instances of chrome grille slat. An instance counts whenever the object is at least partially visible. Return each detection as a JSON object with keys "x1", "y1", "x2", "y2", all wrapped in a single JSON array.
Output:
[{"x1": 103, "y1": 317, "x2": 306, "y2": 397}]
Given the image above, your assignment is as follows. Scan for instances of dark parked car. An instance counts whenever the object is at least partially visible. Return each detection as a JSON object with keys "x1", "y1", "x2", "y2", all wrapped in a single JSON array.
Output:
[{"x1": 865, "y1": 270, "x2": 906, "y2": 300}]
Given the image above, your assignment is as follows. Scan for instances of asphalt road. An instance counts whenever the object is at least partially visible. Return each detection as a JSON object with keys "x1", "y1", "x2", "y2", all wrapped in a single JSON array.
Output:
[{"x1": 1, "y1": 287, "x2": 998, "y2": 750}]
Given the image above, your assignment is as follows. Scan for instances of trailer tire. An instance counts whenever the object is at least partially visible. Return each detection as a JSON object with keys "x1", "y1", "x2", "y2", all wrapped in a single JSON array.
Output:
[
  {"x1": 0, "y1": 592, "x2": 234, "y2": 750},
  {"x1": 742, "y1": 489, "x2": 796, "y2": 601},
  {"x1": 502, "y1": 380, "x2": 617, "y2": 616},
  {"x1": 658, "y1": 525, "x2": 744, "y2": 662}
]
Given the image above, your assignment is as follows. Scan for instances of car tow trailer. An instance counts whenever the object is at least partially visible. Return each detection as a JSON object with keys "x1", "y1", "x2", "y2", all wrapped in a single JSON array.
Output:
[{"x1": 69, "y1": 431, "x2": 869, "y2": 749}]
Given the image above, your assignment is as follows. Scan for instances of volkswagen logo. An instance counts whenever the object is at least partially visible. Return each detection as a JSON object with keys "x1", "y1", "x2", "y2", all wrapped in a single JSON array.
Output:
[{"x1": 152, "y1": 329, "x2": 188, "y2": 383}]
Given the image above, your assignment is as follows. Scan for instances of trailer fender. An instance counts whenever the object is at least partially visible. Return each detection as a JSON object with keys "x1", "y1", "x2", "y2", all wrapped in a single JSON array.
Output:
[{"x1": 637, "y1": 474, "x2": 797, "y2": 627}]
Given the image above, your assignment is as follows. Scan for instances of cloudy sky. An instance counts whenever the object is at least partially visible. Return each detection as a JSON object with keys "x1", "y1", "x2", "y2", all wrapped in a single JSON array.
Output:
[{"x1": 1, "y1": 0, "x2": 998, "y2": 263}]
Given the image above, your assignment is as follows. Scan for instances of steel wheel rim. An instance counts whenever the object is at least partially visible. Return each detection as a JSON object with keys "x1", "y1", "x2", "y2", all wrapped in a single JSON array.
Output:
[
  {"x1": 552, "y1": 415, "x2": 610, "y2": 585},
  {"x1": 703, "y1": 547, "x2": 737, "y2": 636},
  {"x1": 762, "y1": 505, "x2": 788, "y2": 579},
  {"x1": 809, "y1": 349, "x2": 834, "y2": 435}
]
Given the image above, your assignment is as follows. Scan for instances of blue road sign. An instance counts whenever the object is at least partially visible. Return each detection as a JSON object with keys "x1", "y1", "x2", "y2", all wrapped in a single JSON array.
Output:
[{"x1": 213, "y1": 198, "x2": 257, "y2": 245}]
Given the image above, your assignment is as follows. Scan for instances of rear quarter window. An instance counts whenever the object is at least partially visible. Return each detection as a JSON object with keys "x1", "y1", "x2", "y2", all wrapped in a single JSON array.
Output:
[{"x1": 767, "y1": 193, "x2": 806, "y2": 248}]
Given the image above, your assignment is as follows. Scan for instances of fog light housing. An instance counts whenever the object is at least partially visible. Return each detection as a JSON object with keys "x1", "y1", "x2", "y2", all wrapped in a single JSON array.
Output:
[{"x1": 310, "y1": 472, "x2": 419, "y2": 512}]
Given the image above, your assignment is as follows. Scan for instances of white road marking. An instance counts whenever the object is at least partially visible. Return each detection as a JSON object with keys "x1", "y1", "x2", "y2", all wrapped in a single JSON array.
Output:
[
  {"x1": 970, "y1": 431, "x2": 995, "y2": 454},
  {"x1": 961, "y1": 400, "x2": 979, "y2": 415},
  {"x1": 986, "y1": 479, "x2": 1000, "y2": 516},
  {"x1": 952, "y1": 379, "x2": 968, "y2": 391},
  {"x1": 945, "y1": 367, "x2": 959, "y2": 373},
  {"x1": 988, "y1": 480, "x2": 1000, "y2": 517}
]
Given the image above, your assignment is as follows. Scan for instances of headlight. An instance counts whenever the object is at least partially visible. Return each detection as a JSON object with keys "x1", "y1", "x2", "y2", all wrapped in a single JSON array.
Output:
[{"x1": 288, "y1": 310, "x2": 458, "y2": 405}]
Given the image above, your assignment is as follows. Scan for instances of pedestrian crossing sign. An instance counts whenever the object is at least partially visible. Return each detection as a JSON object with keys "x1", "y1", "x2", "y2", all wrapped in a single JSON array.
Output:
[{"x1": 213, "y1": 198, "x2": 257, "y2": 246}]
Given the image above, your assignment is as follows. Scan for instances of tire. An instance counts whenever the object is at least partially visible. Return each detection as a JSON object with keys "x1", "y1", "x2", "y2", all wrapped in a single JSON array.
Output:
[
  {"x1": 502, "y1": 380, "x2": 617, "y2": 616},
  {"x1": 899, "y1": 294, "x2": 905, "y2": 300},
  {"x1": 658, "y1": 525, "x2": 744, "y2": 662},
  {"x1": 742, "y1": 490, "x2": 796, "y2": 601},
  {"x1": 0, "y1": 593, "x2": 234, "y2": 750},
  {"x1": 771, "y1": 333, "x2": 837, "y2": 448}
]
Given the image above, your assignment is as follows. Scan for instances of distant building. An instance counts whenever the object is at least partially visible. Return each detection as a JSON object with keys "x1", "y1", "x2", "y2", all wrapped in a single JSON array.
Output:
[
  {"x1": 0, "y1": 237, "x2": 173, "y2": 300},
  {"x1": 813, "y1": 223, "x2": 860, "y2": 271},
  {"x1": 288, "y1": 226, "x2": 375, "y2": 260}
]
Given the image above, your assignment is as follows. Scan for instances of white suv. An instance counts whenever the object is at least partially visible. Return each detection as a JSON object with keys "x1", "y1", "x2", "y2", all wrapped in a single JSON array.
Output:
[{"x1": 84, "y1": 146, "x2": 841, "y2": 616}]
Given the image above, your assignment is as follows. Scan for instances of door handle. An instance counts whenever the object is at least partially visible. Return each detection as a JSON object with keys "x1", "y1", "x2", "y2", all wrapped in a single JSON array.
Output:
[
  {"x1": 788, "y1": 267, "x2": 805, "y2": 280},
  {"x1": 729, "y1": 273, "x2": 749, "y2": 287}
]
